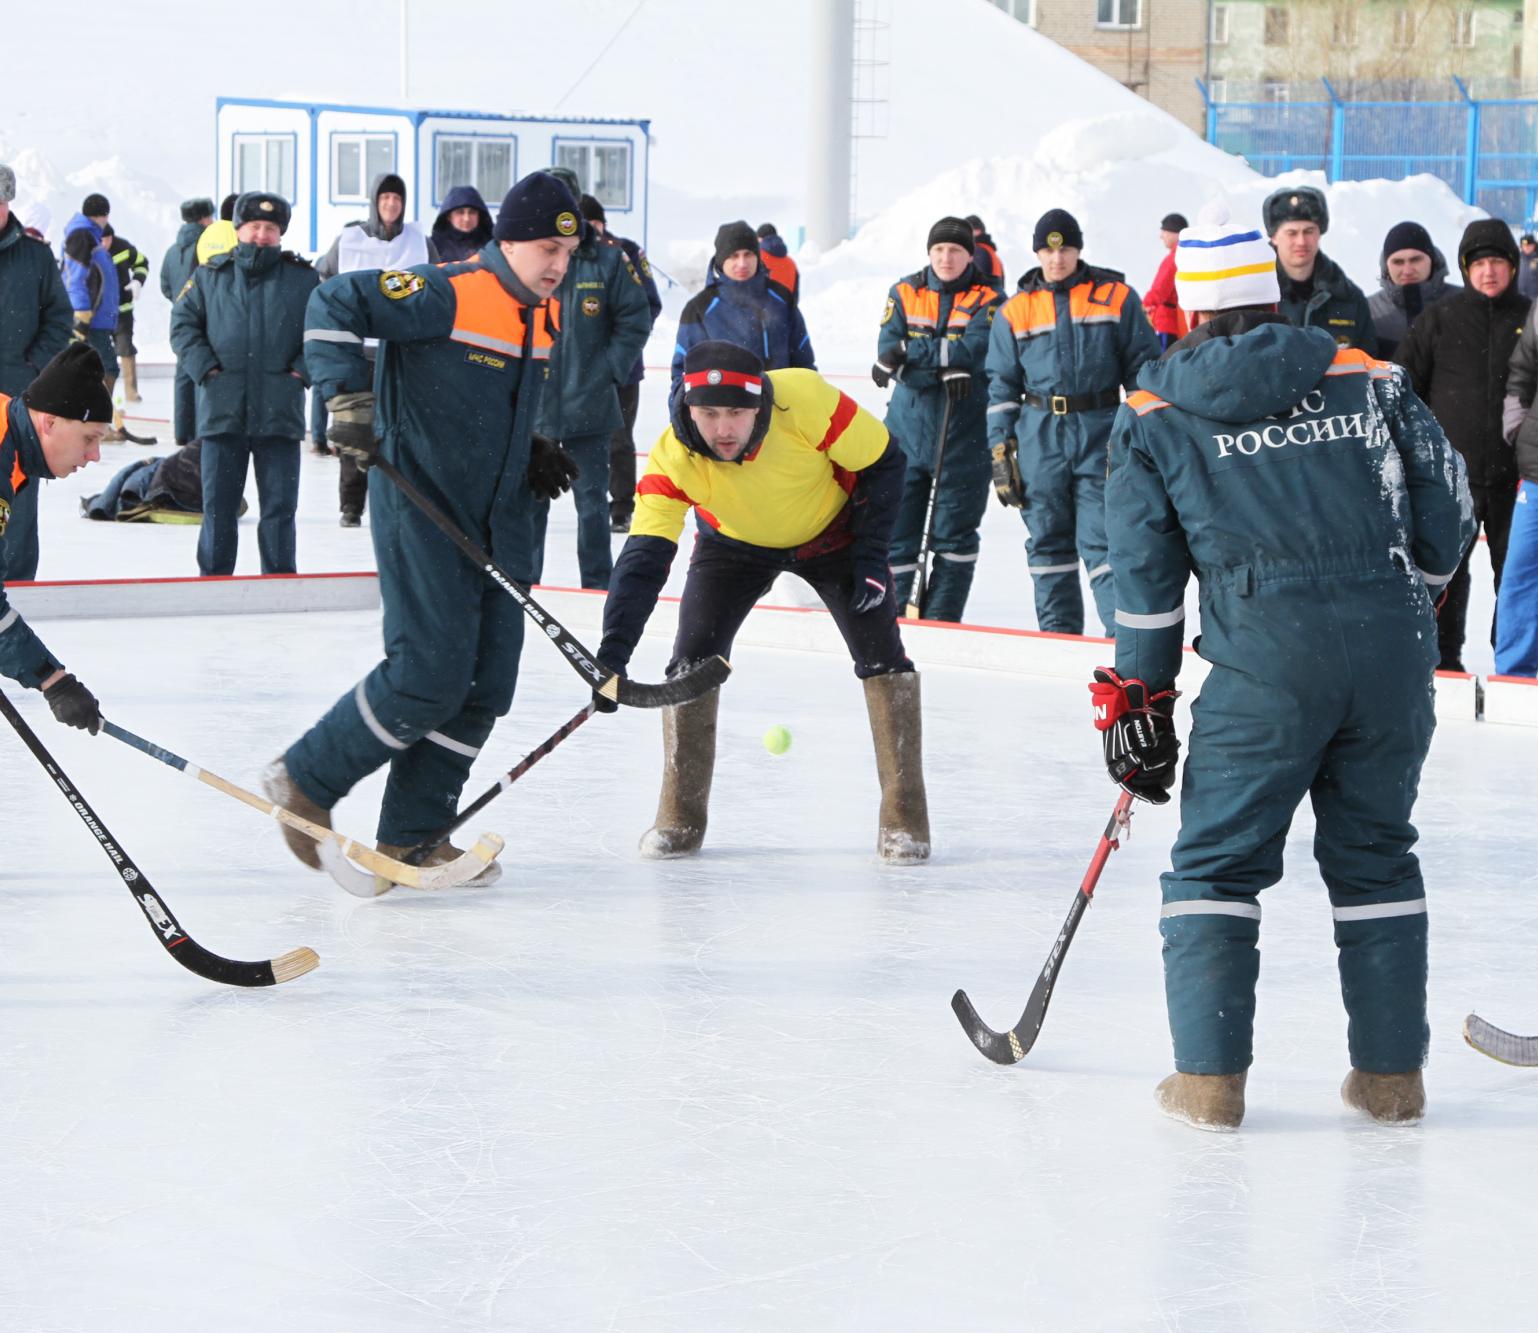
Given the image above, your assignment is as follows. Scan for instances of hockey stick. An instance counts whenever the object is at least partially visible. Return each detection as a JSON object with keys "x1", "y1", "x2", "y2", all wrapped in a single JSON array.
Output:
[
  {"x1": 904, "y1": 390, "x2": 956, "y2": 620},
  {"x1": 99, "y1": 721, "x2": 502, "y2": 897},
  {"x1": 1463, "y1": 1013, "x2": 1538, "y2": 1066},
  {"x1": 952, "y1": 790, "x2": 1135, "y2": 1064},
  {"x1": 0, "y1": 689, "x2": 317, "y2": 987},
  {"x1": 370, "y1": 454, "x2": 730, "y2": 708},
  {"x1": 406, "y1": 701, "x2": 596, "y2": 866}
]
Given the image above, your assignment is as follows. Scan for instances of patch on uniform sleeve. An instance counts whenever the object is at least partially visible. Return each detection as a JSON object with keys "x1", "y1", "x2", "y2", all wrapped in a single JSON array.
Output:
[
  {"x1": 881, "y1": 296, "x2": 895, "y2": 325},
  {"x1": 581, "y1": 295, "x2": 602, "y2": 317},
  {"x1": 638, "y1": 254, "x2": 652, "y2": 277},
  {"x1": 379, "y1": 270, "x2": 426, "y2": 300},
  {"x1": 177, "y1": 277, "x2": 195, "y2": 301}
]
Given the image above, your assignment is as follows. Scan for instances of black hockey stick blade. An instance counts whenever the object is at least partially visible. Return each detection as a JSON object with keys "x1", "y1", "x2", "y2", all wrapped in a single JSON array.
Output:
[
  {"x1": 1464, "y1": 1013, "x2": 1538, "y2": 1066},
  {"x1": 372, "y1": 454, "x2": 728, "y2": 708},
  {"x1": 0, "y1": 690, "x2": 318, "y2": 988}
]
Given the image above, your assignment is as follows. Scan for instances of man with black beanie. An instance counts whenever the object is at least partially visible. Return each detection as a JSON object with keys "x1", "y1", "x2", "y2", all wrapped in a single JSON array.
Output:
[
  {"x1": 1368, "y1": 220, "x2": 1452, "y2": 359},
  {"x1": 262, "y1": 171, "x2": 581, "y2": 889},
  {"x1": 1397, "y1": 218, "x2": 1529, "y2": 670},
  {"x1": 599, "y1": 340, "x2": 929, "y2": 864},
  {"x1": 0, "y1": 344, "x2": 112, "y2": 732},
  {"x1": 672, "y1": 219, "x2": 814, "y2": 383}
]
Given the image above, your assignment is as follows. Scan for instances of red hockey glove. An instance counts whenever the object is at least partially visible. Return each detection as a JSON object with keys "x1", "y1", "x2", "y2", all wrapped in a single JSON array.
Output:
[{"x1": 1089, "y1": 666, "x2": 1179, "y2": 804}]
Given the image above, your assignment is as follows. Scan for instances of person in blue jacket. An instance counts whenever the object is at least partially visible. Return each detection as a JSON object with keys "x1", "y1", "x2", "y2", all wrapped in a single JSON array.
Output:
[
  {"x1": 430, "y1": 184, "x2": 493, "y2": 263},
  {"x1": 0, "y1": 163, "x2": 72, "y2": 581},
  {"x1": 161, "y1": 197, "x2": 216, "y2": 446},
  {"x1": 529, "y1": 169, "x2": 654, "y2": 589},
  {"x1": 261, "y1": 172, "x2": 580, "y2": 882},
  {"x1": 986, "y1": 208, "x2": 1159, "y2": 636},
  {"x1": 61, "y1": 195, "x2": 121, "y2": 390},
  {"x1": 169, "y1": 192, "x2": 319, "y2": 575},
  {"x1": 672, "y1": 220, "x2": 814, "y2": 384},
  {"x1": 1092, "y1": 203, "x2": 1475, "y2": 1132},
  {"x1": 874, "y1": 216, "x2": 1001, "y2": 621}
]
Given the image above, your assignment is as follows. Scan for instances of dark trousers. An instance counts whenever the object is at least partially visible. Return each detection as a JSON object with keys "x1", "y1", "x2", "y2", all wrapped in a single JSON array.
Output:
[
  {"x1": 609, "y1": 382, "x2": 641, "y2": 523},
  {"x1": 85, "y1": 326, "x2": 119, "y2": 380},
  {"x1": 1438, "y1": 480, "x2": 1515, "y2": 668},
  {"x1": 669, "y1": 529, "x2": 911, "y2": 679},
  {"x1": 113, "y1": 310, "x2": 136, "y2": 358},
  {"x1": 173, "y1": 365, "x2": 196, "y2": 445},
  {"x1": 340, "y1": 453, "x2": 368, "y2": 518},
  {"x1": 197, "y1": 433, "x2": 301, "y2": 575},
  {"x1": 529, "y1": 432, "x2": 614, "y2": 589},
  {"x1": 309, "y1": 387, "x2": 328, "y2": 447}
]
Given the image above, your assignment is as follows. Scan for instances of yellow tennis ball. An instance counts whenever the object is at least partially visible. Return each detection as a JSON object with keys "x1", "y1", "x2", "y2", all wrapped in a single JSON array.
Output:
[{"x1": 763, "y1": 724, "x2": 792, "y2": 755}]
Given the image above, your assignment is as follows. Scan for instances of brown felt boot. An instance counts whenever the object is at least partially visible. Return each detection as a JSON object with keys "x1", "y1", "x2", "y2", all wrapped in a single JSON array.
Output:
[
  {"x1": 101, "y1": 384, "x2": 128, "y2": 442},
  {"x1": 639, "y1": 688, "x2": 719, "y2": 859},
  {"x1": 122, "y1": 354, "x2": 142, "y2": 402},
  {"x1": 1342, "y1": 1069, "x2": 1425, "y2": 1124},
  {"x1": 1155, "y1": 1071, "x2": 1247, "y2": 1131},
  {"x1": 864, "y1": 671, "x2": 930, "y2": 863},
  {"x1": 261, "y1": 757, "x2": 332, "y2": 871},
  {"x1": 375, "y1": 841, "x2": 502, "y2": 894}
]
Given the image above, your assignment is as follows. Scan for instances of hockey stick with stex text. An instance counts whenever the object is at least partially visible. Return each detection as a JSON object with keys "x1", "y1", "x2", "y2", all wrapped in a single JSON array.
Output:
[
  {"x1": 370, "y1": 454, "x2": 730, "y2": 708},
  {"x1": 952, "y1": 790, "x2": 1135, "y2": 1064},
  {"x1": 99, "y1": 721, "x2": 502, "y2": 897},
  {"x1": 1463, "y1": 1013, "x2": 1538, "y2": 1066},
  {"x1": 0, "y1": 689, "x2": 318, "y2": 987}
]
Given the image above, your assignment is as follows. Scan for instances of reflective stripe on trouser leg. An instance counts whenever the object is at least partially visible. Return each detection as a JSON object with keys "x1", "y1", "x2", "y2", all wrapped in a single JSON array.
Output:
[
  {"x1": 1017, "y1": 432, "x2": 1084, "y2": 634},
  {"x1": 922, "y1": 464, "x2": 989, "y2": 623},
  {"x1": 1073, "y1": 469, "x2": 1115, "y2": 637},
  {"x1": 1160, "y1": 900, "x2": 1263, "y2": 1075},
  {"x1": 887, "y1": 461, "x2": 936, "y2": 610},
  {"x1": 561, "y1": 433, "x2": 615, "y2": 590}
]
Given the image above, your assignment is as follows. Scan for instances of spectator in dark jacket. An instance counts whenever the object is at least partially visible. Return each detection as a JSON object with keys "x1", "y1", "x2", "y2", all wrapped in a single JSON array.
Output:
[
  {"x1": 1264, "y1": 186, "x2": 1375, "y2": 351},
  {"x1": 0, "y1": 162, "x2": 73, "y2": 580},
  {"x1": 1397, "y1": 218, "x2": 1528, "y2": 670},
  {"x1": 430, "y1": 185, "x2": 493, "y2": 262},
  {"x1": 169, "y1": 192, "x2": 318, "y2": 576},
  {"x1": 672, "y1": 220, "x2": 814, "y2": 384},
  {"x1": 1519, "y1": 235, "x2": 1538, "y2": 303},
  {"x1": 1369, "y1": 221, "x2": 1454, "y2": 359},
  {"x1": 581, "y1": 192, "x2": 662, "y2": 531},
  {"x1": 161, "y1": 197, "x2": 216, "y2": 445},
  {"x1": 755, "y1": 222, "x2": 801, "y2": 306},
  {"x1": 1495, "y1": 304, "x2": 1538, "y2": 674}
]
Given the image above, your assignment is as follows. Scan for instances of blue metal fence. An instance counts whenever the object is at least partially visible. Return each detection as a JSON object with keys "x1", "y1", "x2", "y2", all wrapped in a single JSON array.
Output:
[{"x1": 1202, "y1": 78, "x2": 1538, "y2": 223}]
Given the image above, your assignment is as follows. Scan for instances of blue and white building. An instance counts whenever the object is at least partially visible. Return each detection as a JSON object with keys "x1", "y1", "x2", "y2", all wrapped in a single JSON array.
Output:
[{"x1": 215, "y1": 97, "x2": 652, "y2": 254}]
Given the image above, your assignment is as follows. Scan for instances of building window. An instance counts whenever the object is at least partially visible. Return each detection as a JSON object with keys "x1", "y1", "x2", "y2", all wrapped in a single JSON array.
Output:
[
  {"x1": 331, "y1": 134, "x2": 395, "y2": 203},
  {"x1": 435, "y1": 136, "x2": 516, "y2": 206},
  {"x1": 1331, "y1": 5, "x2": 1359, "y2": 46},
  {"x1": 1210, "y1": 4, "x2": 1230, "y2": 44},
  {"x1": 233, "y1": 135, "x2": 295, "y2": 200},
  {"x1": 553, "y1": 140, "x2": 632, "y2": 210},
  {"x1": 1264, "y1": 6, "x2": 1290, "y2": 45},
  {"x1": 992, "y1": 0, "x2": 1035, "y2": 21},
  {"x1": 1263, "y1": 80, "x2": 1291, "y2": 102},
  {"x1": 1095, "y1": 0, "x2": 1141, "y2": 29},
  {"x1": 1452, "y1": 8, "x2": 1477, "y2": 47},
  {"x1": 1208, "y1": 77, "x2": 1228, "y2": 103},
  {"x1": 1393, "y1": 7, "x2": 1417, "y2": 47}
]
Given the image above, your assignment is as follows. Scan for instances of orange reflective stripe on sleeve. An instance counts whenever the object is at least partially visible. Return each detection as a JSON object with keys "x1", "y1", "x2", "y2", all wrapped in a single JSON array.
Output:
[
  {"x1": 898, "y1": 282, "x2": 939, "y2": 330},
  {"x1": 817, "y1": 392, "x2": 860, "y2": 452},
  {"x1": 447, "y1": 268, "x2": 556, "y2": 359},
  {"x1": 1325, "y1": 347, "x2": 1395, "y2": 378},
  {"x1": 0, "y1": 394, "x2": 19, "y2": 493},
  {"x1": 1126, "y1": 390, "x2": 1171, "y2": 417}
]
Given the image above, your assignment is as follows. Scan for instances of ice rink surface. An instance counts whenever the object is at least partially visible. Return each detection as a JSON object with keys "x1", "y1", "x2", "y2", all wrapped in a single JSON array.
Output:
[{"x1": 1, "y1": 372, "x2": 1530, "y2": 1331}]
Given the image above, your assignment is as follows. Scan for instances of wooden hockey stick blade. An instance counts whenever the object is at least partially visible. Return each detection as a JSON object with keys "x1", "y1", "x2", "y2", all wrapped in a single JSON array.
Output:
[
  {"x1": 610, "y1": 654, "x2": 731, "y2": 708},
  {"x1": 1463, "y1": 1013, "x2": 1538, "y2": 1066},
  {"x1": 317, "y1": 830, "x2": 504, "y2": 895},
  {"x1": 271, "y1": 947, "x2": 322, "y2": 983},
  {"x1": 904, "y1": 602, "x2": 922, "y2": 620}
]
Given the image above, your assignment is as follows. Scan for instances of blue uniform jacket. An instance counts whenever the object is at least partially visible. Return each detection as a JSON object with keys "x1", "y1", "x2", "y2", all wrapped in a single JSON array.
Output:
[
  {"x1": 0, "y1": 396, "x2": 61, "y2": 687},
  {"x1": 1277, "y1": 251, "x2": 1376, "y2": 352},
  {"x1": 672, "y1": 266, "x2": 814, "y2": 384},
  {"x1": 613, "y1": 234, "x2": 662, "y2": 386},
  {"x1": 160, "y1": 220, "x2": 203, "y2": 303},
  {"x1": 985, "y1": 262, "x2": 1159, "y2": 451},
  {"x1": 535, "y1": 233, "x2": 654, "y2": 439},
  {"x1": 302, "y1": 244, "x2": 556, "y2": 557},
  {"x1": 0, "y1": 216, "x2": 72, "y2": 396},
  {"x1": 878, "y1": 263, "x2": 1000, "y2": 472},
  {"x1": 169, "y1": 244, "x2": 318, "y2": 439},
  {"x1": 60, "y1": 213, "x2": 119, "y2": 330},
  {"x1": 1106, "y1": 320, "x2": 1475, "y2": 693}
]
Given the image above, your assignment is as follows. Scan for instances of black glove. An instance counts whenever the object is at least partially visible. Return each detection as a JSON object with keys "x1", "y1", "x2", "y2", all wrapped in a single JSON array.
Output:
[
  {"x1": 327, "y1": 391, "x2": 378, "y2": 465},
  {"x1": 1088, "y1": 667, "x2": 1179, "y2": 804},
  {"x1": 848, "y1": 549, "x2": 891, "y2": 616},
  {"x1": 990, "y1": 437, "x2": 1025, "y2": 508},
  {"x1": 871, "y1": 343, "x2": 907, "y2": 390},
  {"x1": 527, "y1": 435, "x2": 581, "y2": 502},
  {"x1": 940, "y1": 368, "x2": 972, "y2": 403},
  {"x1": 44, "y1": 673, "x2": 102, "y2": 734}
]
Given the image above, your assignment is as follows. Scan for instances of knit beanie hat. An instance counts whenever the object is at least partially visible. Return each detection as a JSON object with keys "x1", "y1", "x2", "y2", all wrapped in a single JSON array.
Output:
[
  {"x1": 374, "y1": 173, "x2": 407, "y2": 201},
  {"x1": 713, "y1": 220, "x2": 760, "y2": 271},
  {"x1": 0, "y1": 164, "x2": 15, "y2": 205},
  {"x1": 1262, "y1": 185, "x2": 1329, "y2": 236},
  {"x1": 1458, "y1": 218, "x2": 1520, "y2": 271},
  {"x1": 81, "y1": 192, "x2": 110, "y2": 218},
  {"x1": 233, "y1": 191, "x2": 292, "y2": 234},
  {"x1": 1160, "y1": 212, "x2": 1189, "y2": 233},
  {"x1": 681, "y1": 340, "x2": 766, "y2": 408},
  {"x1": 180, "y1": 197, "x2": 215, "y2": 223},
  {"x1": 926, "y1": 216, "x2": 976, "y2": 254},
  {"x1": 1033, "y1": 208, "x2": 1084, "y2": 253},
  {"x1": 1382, "y1": 221, "x2": 1433, "y2": 260},
  {"x1": 494, "y1": 172, "x2": 582, "y2": 243},
  {"x1": 1175, "y1": 201, "x2": 1282, "y2": 313},
  {"x1": 579, "y1": 193, "x2": 606, "y2": 224},
  {"x1": 22, "y1": 343, "x2": 114, "y2": 424}
]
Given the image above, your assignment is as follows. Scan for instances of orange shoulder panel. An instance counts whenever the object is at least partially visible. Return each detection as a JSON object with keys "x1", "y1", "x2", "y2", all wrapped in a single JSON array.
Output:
[{"x1": 1126, "y1": 390, "x2": 1170, "y2": 416}]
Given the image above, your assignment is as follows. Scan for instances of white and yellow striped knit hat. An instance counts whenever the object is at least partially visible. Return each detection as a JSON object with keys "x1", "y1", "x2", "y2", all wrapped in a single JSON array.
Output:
[{"x1": 1174, "y1": 202, "x2": 1281, "y2": 314}]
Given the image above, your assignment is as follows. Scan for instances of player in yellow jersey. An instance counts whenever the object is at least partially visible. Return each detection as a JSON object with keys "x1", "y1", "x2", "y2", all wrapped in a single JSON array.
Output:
[{"x1": 598, "y1": 341, "x2": 930, "y2": 865}]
